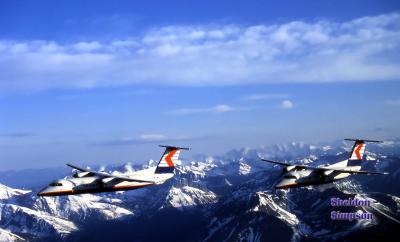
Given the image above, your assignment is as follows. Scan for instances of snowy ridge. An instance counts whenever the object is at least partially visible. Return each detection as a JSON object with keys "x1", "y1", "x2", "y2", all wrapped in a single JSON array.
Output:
[
  {"x1": 0, "y1": 183, "x2": 133, "y2": 240},
  {"x1": 204, "y1": 216, "x2": 234, "y2": 241},
  {"x1": 0, "y1": 139, "x2": 399, "y2": 241},
  {"x1": 0, "y1": 228, "x2": 25, "y2": 242},
  {"x1": 33, "y1": 194, "x2": 133, "y2": 220},
  {"x1": 164, "y1": 186, "x2": 217, "y2": 210},
  {"x1": 239, "y1": 162, "x2": 251, "y2": 175},
  {"x1": 251, "y1": 192, "x2": 299, "y2": 226},
  {"x1": 0, "y1": 184, "x2": 30, "y2": 200},
  {"x1": 0, "y1": 203, "x2": 77, "y2": 238}
]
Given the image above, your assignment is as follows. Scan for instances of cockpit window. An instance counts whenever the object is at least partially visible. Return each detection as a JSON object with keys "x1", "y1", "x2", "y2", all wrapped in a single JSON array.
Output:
[
  {"x1": 49, "y1": 182, "x2": 63, "y2": 186},
  {"x1": 284, "y1": 175, "x2": 297, "y2": 179}
]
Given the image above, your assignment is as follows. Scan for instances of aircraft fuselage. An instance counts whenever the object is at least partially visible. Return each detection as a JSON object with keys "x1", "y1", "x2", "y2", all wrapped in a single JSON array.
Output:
[
  {"x1": 38, "y1": 176, "x2": 155, "y2": 196},
  {"x1": 275, "y1": 167, "x2": 353, "y2": 189}
]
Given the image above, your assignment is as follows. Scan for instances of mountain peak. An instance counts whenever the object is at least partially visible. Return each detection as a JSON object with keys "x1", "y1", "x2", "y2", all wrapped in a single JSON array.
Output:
[{"x1": 0, "y1": 184, "x2": 30, "y2": 200}]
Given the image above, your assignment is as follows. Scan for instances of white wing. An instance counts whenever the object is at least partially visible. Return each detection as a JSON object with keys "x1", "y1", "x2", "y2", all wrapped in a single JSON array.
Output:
[
  {"x1": 66, "y1": 163, "x2": 156, "y2": 183},
  {"x1": 260, "y1": 159, "x2": 389, "y2": 175}
]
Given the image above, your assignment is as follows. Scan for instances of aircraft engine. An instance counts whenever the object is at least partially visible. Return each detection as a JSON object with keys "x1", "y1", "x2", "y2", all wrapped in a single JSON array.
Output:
[
  {"x1": 283, "y1": 165, "x2": 296, "y2": 173},
  {"x1": 283, "y1": 172, "x2": 299, "y2": 179},
  {"x1": 73, "y1": 171, "x2": 91, "y2": 178}
]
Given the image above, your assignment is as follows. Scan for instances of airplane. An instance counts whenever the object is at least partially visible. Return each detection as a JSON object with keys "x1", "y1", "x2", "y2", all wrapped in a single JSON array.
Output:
[
  {"x1": 37, "y1": 145, "x2": 189, "y2": 196},
  {"x1": 260, "y1": 139, "x2": 389, "y2": 189}
]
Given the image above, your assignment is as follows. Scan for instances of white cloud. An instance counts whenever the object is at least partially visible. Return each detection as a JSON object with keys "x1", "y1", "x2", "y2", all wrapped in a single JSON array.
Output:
[
  {"x1": 170, "y1": 104, "x2": 236, "y2": 115},
  {"x1": 281, "y1": 100, "x2": 294, "y2": 109},
  {"x1": 1, "y1": 13, "x2": 400, "y2": 92},
  {"x1": 95, "y1": 133, "x2": 194, "y2": 146},
  {"x1": 213, "y1": 104, "x2": 235, "y2": 113},
  {"x1": 72, "y1": 41, "x2": 102, "y2": 52},
  {"x1": 244, "y1": 93, "x2": 289, "y2": 100},
  {"x1": 138, "y1": 134, "x2": 167, "y2": 141}
]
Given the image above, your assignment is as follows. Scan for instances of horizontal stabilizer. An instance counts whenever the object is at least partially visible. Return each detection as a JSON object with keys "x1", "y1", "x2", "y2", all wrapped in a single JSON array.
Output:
[
  {"x1": 344, "y1": 139, "x2": 382, "y2": 143},
  {"x1": 158, "y1": 145, "x2": 190, "y2": 150}
]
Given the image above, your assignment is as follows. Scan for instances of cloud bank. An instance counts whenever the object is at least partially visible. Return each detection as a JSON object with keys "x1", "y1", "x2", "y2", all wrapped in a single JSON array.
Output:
[
  {"x1": 1, "y1": 13, "x2": 400, "y2": 92},
  {"x1": 243, "y1": 93, "x2": 289, "y2": 101},
  {"x1": 92, "y1": 133, "x2": 195, "y2": 146},
  {"x1": 170, "y1": 104, "x2": 237, "y2": 115}
]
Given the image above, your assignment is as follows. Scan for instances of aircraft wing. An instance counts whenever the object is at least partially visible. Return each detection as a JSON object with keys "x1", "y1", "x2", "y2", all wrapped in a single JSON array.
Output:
[
  {"x1": 66, "y1": 163, "x2": 88, "y2": 172},
  {"x1": 313, "y1": 167, "x2": 389, "y2": 175},
  {"x1": 261, "y1": 159, "x2": 317, "y2": 169},
  {"x1": 105, "y1": 174, "x2": 156, "y2": 183},
  {"x1": 66, "y1": 163, "x2": 156, "y2": 183},
  {"x1": 260, "y1": 159, "x2": 388, "y2": 175}
]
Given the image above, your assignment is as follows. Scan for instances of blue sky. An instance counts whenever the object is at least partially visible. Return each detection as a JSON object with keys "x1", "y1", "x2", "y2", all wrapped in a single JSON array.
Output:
[{"x1": 1, "y1": 0, "x2": 400, "y2": 170}]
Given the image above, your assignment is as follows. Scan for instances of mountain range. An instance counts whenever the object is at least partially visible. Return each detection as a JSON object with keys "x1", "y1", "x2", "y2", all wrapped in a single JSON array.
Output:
[{"x1": 0, "y1": 140, "x2": 399, "y2": 241}]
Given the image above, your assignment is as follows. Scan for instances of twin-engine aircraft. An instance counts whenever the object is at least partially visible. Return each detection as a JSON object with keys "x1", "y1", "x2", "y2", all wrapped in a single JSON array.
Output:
[
  {"x1": 38, "y1": 139, "x2": 389, "y2": 195},
  {"x1": 38, "y1": 145, "x2": 189, "y2": 196},
  {"x1": 261, "y1": 139, "x2": 389, "y2": 189}
]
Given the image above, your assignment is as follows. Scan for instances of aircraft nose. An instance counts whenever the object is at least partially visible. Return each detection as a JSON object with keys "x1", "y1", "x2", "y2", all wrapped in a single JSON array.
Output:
[
  {"x1": 37, "y1": 187, "x2": 50, "y2": 196},
  {"x1": 275, "y1": 179, "x2": 295, "y2": 189}
]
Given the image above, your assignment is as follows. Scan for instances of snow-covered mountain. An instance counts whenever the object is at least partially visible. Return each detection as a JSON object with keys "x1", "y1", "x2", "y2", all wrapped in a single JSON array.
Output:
[
  {"x1": 0, "y1": 184, "x2": 30, "y2": 200},
  {"x1": 0, "y1": 140, "x2": 399, "y2": 241},
  {"x1": 0, "y1": 228, "x2": 25, "y2": 242},
  {"x1": 163, "y1": 186, "x2": 217, "y2": 211}
]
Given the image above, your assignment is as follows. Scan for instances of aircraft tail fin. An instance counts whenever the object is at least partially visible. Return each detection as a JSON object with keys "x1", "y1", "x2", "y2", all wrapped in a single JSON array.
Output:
[
  {"x1": 155, "y1": 145, "x2": 190, "y2": 174},
  {"x1": 345, "y1": 139, "x2": 381, "y2": 166}
]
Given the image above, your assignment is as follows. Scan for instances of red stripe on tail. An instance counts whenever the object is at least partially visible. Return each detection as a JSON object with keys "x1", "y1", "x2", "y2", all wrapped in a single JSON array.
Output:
[
  {"x1": 355, "y1": 144, "x2": 363, "y2": 160},
  {"x1": 165, "y1": 150, "x2": 177, "y2": 167}
]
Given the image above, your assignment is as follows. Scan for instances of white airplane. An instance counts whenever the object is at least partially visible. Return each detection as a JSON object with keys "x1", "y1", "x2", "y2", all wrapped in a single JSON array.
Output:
[
  {"x1": 37, "y1": 145, "x2": 189, "y2": 196},
  {"x1": 261, "y1": 139, "x2": 389, "y2": 189}
]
